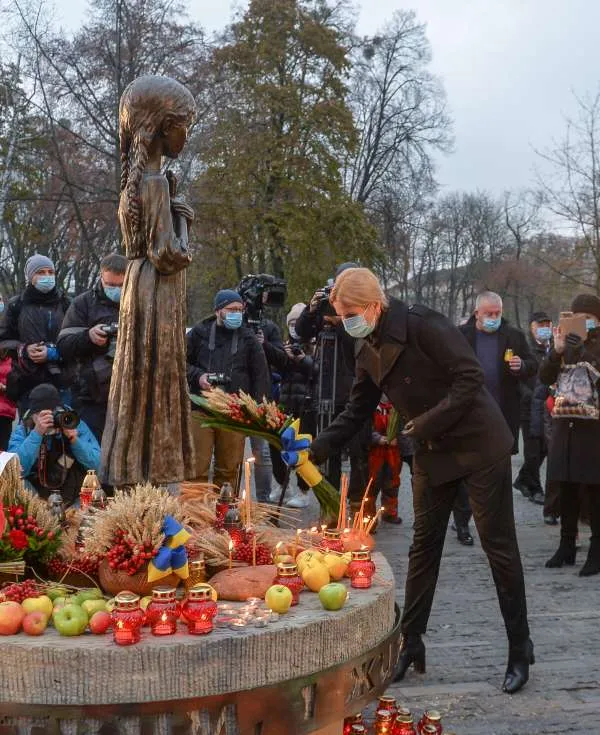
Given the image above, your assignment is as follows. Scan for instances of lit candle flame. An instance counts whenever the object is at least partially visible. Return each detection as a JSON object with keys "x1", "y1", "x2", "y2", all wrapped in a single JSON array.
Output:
[
  {"x1": 275, "y1": 541, "x2": 283, "y2": 551},
  {"x1": 363, "y1": 516, "x2": 370, "y2": 526},
  {"x1": 310, "y1": 526, "x2": 317, "y2": 533},
  {"x1": 117, "y1": 620, "x2": 123, "y2": 629},
  {"x1": 229, "y1": 540, "x2": 234, "y2": 551},
  {"x1": 343, "y1": 528, "x2": 350, "y2": 535},
  {"x1": 320, "y1": 524, "x2": 327, "y2": 533}
]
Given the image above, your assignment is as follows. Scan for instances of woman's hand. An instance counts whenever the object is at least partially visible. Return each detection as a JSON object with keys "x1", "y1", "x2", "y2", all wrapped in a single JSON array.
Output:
[{"x1": 553, "y1": 326, "x2": 565, "y2": 354}]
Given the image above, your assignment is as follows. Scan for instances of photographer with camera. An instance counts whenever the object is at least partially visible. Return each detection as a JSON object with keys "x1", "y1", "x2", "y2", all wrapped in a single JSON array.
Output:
[
  {"x1": 187, "y1": 289, "x2": 270, "y2": 487},
  {"x1": 295, "y1": 263, "x2": 370, "y2": 507},
  {"x1": 0, "y1": 255, "x2": 71, "y2": 415},
  {"x1": 57, "y1": 254, "x2": 127, "y2": 441},
  {"x1": 8, "y1": 383, "x2": 101, "y2": 506}
]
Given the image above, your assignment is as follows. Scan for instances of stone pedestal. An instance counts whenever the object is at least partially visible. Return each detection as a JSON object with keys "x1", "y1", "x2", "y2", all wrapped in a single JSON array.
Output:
[{"x1": 0, "y1": 554, "x2": 400, "y2": 734}]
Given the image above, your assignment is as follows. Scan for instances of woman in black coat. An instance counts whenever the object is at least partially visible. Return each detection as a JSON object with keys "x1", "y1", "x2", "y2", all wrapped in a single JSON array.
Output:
[
  {"x1": 539, "y1": 293, "x2": 600, "y2": 576},
  {"x1": 309, "y1": 267, "x2": 533, "y2": 695}
]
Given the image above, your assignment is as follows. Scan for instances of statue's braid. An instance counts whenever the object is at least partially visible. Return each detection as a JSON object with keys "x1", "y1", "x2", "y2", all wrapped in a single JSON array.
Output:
[{"x1": 126, "y1": 133, "x2": 150, "y2": 245}]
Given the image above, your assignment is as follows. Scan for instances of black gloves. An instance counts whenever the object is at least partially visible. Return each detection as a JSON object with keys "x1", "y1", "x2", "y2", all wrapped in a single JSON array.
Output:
[{"x1": 564, "y1": 332, "x2": 584, "y2": 363}]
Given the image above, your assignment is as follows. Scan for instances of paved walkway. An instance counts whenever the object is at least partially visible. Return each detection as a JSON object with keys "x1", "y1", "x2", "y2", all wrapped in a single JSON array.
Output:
[{"x1": 294, "y1": 454, "x2": 600, "y2": 734}]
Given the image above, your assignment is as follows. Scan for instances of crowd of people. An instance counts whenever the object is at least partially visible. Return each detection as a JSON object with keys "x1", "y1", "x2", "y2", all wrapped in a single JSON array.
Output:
[{"x1": 1, "y1": 253, "x2": 600, "y2": 690}]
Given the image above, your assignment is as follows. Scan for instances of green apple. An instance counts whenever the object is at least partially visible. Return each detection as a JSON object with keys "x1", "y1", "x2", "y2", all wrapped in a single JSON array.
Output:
[
  {"x1": 47, "y1": 586, "x2": 68, "y2": 602},
  {"x1": 264, "y1": 585, "x2": 293, "y2": 614},
  {"x1": 53, "y1": 604, "x2": 88, "y2": 636},
  {"x1": 105, "y1": 597, "x2": 116, "y2": 613},
  {"x1": 81, "y1": 599, "x2": 107, "y2": 618},
  {"x1": 318, "y1": 582, "x2": 348, "y2": 611},
  {"x1": 140, "y1": 596, "x2": 152, "y2": 611},
  {"x1": 76, "y1": 588, "x2": 104, "y2": 603},
  {"x1": 22, "y1": 595, "x2": 54, "y2": 618}
]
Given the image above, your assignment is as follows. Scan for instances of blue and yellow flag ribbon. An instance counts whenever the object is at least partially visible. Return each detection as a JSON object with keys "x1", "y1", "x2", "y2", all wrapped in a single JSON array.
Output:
[
  {"x1": 280, "y1": 419, "x2": 323, "y2": 488},
  {"x1": 147, "y1": 515, "x2": 191, "y2": 582}
]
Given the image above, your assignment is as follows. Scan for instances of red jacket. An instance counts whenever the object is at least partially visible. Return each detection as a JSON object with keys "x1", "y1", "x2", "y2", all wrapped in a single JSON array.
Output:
[
  {"x1": 372, "y1": 400, "x2": 394, "y2": 440},
  {"x1": 0, "y1": 357, "x2": 16, "y2": 419}
]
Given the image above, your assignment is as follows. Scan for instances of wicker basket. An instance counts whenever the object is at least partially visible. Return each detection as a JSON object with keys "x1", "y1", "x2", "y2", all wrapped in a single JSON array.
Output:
[{"x1": 98, "y1": 558, "x2": 181, "y2": 596}]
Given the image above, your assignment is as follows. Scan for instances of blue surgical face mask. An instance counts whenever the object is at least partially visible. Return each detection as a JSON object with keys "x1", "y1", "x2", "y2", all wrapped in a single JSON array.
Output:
[
  {"x1": 34, "y1": 275, "x2": 56, "y2": 293},
  {"x1": 536, "y1": 326, "x2": 552, "y2": 342},
  {"x1": 586, "y1": 318, "x2": 597, "y2": 332},
  {"x1": 342, "y1": 308, "x2": 376, "y2": 339},
  {"x1": 482, "y1": 317, "x2": 501, "y2": 333},
  {"x1": 0, "y1": 302, "x2": 4, "y2": 314},
  {"x1": 224, "y1": 312, "x2": 243, "y2": 330},
  {"x1": 103, "y1": 284, "x2": 122, "y2": 303},
  {"x1": 288, "y1": 326, "x2": 298, "y2": 340}
]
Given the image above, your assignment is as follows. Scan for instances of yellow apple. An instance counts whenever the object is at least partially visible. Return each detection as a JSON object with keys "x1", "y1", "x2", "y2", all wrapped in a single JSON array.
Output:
[
  {"x1": 81, "y1": 599, "x2": 107, "y2": 618},
  {"x1": 105, "y1": 597, "x2": 116, "y2": 613},
  {"x1": 265, "y1": 585, "x2": 293, "y2": 614},
  {"x1": 140, "y1": 596, "x2": 152, "y2": 611},
  {"x1": 22, "y1": 595, "x2": 53, "y2": 618},
  {"x1": 301, "y1": 560, "x2": 330, "y2": 592},
  {"x1": 296, "y1": 549, "x2": 324, "y2": 572},
  {"x1": 323, "y1": 553, "x2": 348, "y2": 581}
]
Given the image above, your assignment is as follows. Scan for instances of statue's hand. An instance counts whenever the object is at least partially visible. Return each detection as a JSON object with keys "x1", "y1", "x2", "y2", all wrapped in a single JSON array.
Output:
[{"x1": 171, "y1": 198, "x2": 194, "y2": 224}]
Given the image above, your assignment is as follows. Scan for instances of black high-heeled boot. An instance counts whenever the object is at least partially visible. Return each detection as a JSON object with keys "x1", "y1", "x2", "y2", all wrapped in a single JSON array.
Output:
[
  {"x1": 579, "y1": 538, "x2": 600, "y2": 577},
  {"x1": 392, "y1": 633, "x2": 426, "y2": 682},
  {"x1": 545, "y1": 539, "x2": 576, "y2": 568},
  {"x1": 502, "y1": 638, "x2": 535, "y2": 694}
]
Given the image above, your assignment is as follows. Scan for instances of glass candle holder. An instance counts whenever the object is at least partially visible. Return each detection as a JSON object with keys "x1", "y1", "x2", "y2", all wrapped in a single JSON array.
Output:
[
  {"x1": 181, "y1": 584, "x2": 218, "y2": 634},
  {"x1": 350, "y1": 726, "x2": 367, "y2": 734},
  {"x1": 347, "y1": 549, "x2": 376, "y2": 589},
  {"x1": 111, "y1": 591, "x2": 145, "y2": 646},
  {"x1": 274, "y1": 562, "x2": 304, "y2": 605},
  {"x1": 343, "y1": 714, "x2": 363, "y2": 735},
  {"x1": 374, "y1": 709, "x2": 394, "y2": 735},
  {"x1": 417, "y1": 711, "x2": 442, "y2": 735},
  {"x1": 185, "y1": 557, "x2": 207, "y2": 593},
  {"x1": 393, "y1": 713, "x2": 416, "y2": 735},
  {"x1": 319, "y1": 529, "x2": 344, "y2": 553},
  {"x1": 216, "y1": 482, "x2": 235, "y2": 520},
  {"x1": 145, "y1": 586, "x2": 180, "y2": 636},
  {"x1": 378, "y1": 695, "x2": 397, "y2": 718}
]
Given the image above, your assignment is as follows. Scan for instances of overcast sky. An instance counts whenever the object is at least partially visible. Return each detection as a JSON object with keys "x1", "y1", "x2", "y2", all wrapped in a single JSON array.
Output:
[{"x1": 52, "y1": 0, "x2": 600, "y2": 196}]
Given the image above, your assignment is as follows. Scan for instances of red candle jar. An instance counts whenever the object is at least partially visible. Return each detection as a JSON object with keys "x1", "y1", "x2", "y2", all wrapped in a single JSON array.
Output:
[
  {"x1": 378, "y1": 695, "x2": 397, "y2": 718},
  {"x1": 343, "y1": 714, "x2": 363, "y2": 735},
  {"x1": 350, "y1": 726, "x2": 367, "y2": 734},
  {"x1": 274, "y1": 562, "x2": 304, "y2": 605},
  {"x1": 181, "y1": 584, "x2": 218, "y2": 634},
  {"x1": 347, "y1": 549, "x2": 376, "y2": 589},
  {"x1": 374, "y1": 709, "x2": 394, "y2": 734},
  {"x1": 393, "y1": 712, "x2": 416, "y2": 735},
  {"x1": 216, "y1": 482, "x2": 235, "y2": 520},
  {"x1": 145, "y1": 586, "x2": 180, "y2": 636},
  {"x1": 319, "y1": 529, "x2": 344, "y2": 553},
  {"x1": 417, "y1": 710, "x2": 443, "y2": 734},
  {"x1": 111, "y1": 591, "x2": 145, "y2": 646}
]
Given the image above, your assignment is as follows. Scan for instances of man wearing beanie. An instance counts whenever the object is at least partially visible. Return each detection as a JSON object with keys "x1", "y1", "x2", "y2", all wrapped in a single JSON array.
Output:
[
  {"x1": 186, "y1": 289, "x2": 270, "y2": 487},
  {"x1": 0, "y1": 254, "x2": 71, "y2": 414},
  {"x1": 8, "y1": 383, "x2": 100, "y2": 506},
  {"x1": 539, "y1": 292, "x2": 600, "y2": 576}
]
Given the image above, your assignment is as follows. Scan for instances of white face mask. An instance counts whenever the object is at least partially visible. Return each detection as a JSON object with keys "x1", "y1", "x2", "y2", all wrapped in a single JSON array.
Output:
[{"x1": 342, "y1": 307, "x2": 376, "y2": 339}]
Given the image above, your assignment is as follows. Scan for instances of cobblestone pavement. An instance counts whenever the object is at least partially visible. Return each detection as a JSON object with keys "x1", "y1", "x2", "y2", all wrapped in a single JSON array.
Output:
[{"x1": 292, "y1": 454, "x2": 600, "y2": 735}]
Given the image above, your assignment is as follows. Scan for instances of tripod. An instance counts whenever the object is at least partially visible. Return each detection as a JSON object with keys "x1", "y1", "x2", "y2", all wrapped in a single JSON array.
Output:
[{"x1": 315, "y1": 325, "x2": 339, "y2": 478}]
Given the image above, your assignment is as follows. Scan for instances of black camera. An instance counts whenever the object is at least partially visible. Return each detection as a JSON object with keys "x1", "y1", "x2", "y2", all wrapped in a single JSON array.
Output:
[
  {"x1": 290, "y1": 343, "x2": 303, "y2": 356},
  {"x1": 316, "y1": 283, "x2": 336, "y2": 317},
  {"x1": 238, "y1": 274, "x2": 287, "y2": 329},
  {"x1": 99, "y1": 323, "x2": 118, "y2": 338},
  {"x1": 53, "y1": 407, "x2": 80, "y2": 431},
  {"x1": 206, "y1": 373, "x2": 231, "y2": 388}
]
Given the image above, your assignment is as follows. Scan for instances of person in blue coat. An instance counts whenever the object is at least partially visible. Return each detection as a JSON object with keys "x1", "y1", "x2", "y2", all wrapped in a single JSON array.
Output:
[{"x1": 9, "y1": 383, "x2": 100, "y2": 506}]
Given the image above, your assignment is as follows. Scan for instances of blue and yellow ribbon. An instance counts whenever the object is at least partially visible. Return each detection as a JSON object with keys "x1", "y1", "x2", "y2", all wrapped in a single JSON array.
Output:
[
  {"x1": 147, "y1": 515, "x2": 191, "y2": 582},
  {"x1": 280, "y1": 419, "x2": 323, "y2": 488}
]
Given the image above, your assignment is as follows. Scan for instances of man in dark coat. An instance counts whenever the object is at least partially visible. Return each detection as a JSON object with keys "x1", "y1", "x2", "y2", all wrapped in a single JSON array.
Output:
[
  {"x1": 186, "y1": 289, "x2": 270, "y2": 488},
  {"x1": 513, "y1": 311, "x2": 553, "y2": 504},
  {"x1": 310, "y1": 268, "x2": 532, "y2": 694},
  {"x1": 0, "y1": 255, "x2": 71, "y2": 415},
  {"x1": 57, "y1": 254, "x2": 127, "y2": 441}
]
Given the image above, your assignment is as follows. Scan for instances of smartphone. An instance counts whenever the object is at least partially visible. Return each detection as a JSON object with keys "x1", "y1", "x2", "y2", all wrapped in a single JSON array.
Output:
[{"x1": 558, "y1": 311, "x2": 587, "y2": 340}]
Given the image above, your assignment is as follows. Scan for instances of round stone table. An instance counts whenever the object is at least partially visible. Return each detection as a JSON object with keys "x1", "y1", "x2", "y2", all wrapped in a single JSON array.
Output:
[{"x1": 0, "y1": 553, "x2": 400, "y2": 735}]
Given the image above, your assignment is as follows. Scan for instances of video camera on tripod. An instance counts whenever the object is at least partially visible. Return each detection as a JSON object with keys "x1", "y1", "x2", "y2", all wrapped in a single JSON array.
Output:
[{"x1": 238, "y1": 274, "x2": 287, "y2": 331}]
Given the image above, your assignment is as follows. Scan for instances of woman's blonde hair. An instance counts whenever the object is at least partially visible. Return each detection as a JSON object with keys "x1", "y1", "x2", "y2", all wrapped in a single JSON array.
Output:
[{"x1": 330, "y1": 267, "x2": 389, "y2": 309}]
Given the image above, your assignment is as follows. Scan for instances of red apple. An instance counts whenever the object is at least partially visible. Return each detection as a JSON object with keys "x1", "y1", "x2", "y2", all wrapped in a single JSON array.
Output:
[
  {"x1": 22, "y1": 611, "x2": 49, "y2": 636},
  {"x1": 89, "y1": 610, "x2": 111, "y2": 634},
  {"x1": 0, "y1": 601, "x2": 25, "y2": 635}
]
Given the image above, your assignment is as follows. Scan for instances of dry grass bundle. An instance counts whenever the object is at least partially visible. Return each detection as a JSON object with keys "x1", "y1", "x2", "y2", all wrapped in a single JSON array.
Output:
[
  {"x1": 187, "y1": 527, "x2": 232, "y2": 566},
  {"x1": 83, "y1": 484, "x2": 186, "y2": 557}
]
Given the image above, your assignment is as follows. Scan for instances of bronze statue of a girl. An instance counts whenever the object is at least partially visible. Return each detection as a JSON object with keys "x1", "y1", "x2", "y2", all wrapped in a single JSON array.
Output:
[{"x1": 101, "y1": 75, "x2": 196, "y2": 485}]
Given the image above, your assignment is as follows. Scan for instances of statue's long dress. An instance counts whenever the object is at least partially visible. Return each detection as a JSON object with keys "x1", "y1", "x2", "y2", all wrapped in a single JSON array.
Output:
[{"x1": 100, "y1": 172, "x2": 195, "y2": 485}]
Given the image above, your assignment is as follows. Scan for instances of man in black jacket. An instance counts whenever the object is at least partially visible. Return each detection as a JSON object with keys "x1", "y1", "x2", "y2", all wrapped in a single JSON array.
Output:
[
  {"x1": 513, "y1": 311, "x2": 553, "y2": 504},
  {"x1": 186, "y1": 289, "x2": 270, "y2": 487},
  {"x1": 57, "y1": 254, "x2": 127, "y2": 441},
  {"x1": 453, "y1": 292, "x2": 538, "y2": 543},
  {"x1": 0, "y1": 255, "x2": 70, "y2": 415}
]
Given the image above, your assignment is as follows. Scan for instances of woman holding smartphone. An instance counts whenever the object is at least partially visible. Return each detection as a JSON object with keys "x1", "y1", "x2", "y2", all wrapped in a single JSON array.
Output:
[{"x1": 540, "y1": 294, "x2": 600, "y2": 577}]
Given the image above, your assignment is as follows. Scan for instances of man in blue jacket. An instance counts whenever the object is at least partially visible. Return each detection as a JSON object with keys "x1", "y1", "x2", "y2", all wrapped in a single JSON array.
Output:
[{"x1": 9, "y1": 383, "x2": 100, "y2": 506}]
